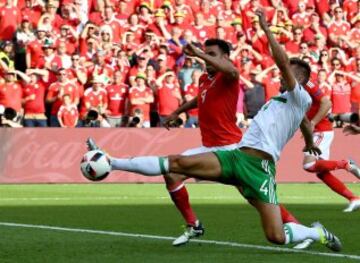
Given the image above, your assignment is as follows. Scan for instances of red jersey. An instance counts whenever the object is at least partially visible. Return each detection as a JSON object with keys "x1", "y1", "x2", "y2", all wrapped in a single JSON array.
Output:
[
  {"x1": 331, "y1": 81, "x2": 352, "y2": 114},
  {"x1": 26, "y1": 39, "x2": 44, "y2": 68},
  {"x1": 129, "y1": 85, "x2": 153, "y2": 121},
  {"x1": 305, "y1": 81, "x2": 332, "y2": 132},
  {"x1": 0, "y1": 6, "x2": 21, "y2": 40},
  {"x1": 47, "y1": 82, "x2": 79, "y2": 115},
  {"x1": 57, "y1": 105, "x2": 79, "y2": 127},
  {"x1": 0, "y1": 82, "x2": 22, "y2": 112},
  {"x1": 198, "y1": 72, "x2": 242, "y2": 147},
  {"x1": 23, "y1": 81, "x2": 46, "y2": 114},
  {"x1": 263, "y1": 76, "x2": 280, "y2": 102},
  {"x1": 157, "y1": 82, "x2": 181, "y2": 116},
  {"x1": 81, "y1": 88, "x2": 108, "y2": 116},
  {"x1": 184, "y1": 83, "x2": 199, "y2": 117},
  {"x1": 328, "y1": 21, "x2": 351, "y2": 37},
  {"x1": 106, "y1": 84, "x2": 128, "y2": 117}
]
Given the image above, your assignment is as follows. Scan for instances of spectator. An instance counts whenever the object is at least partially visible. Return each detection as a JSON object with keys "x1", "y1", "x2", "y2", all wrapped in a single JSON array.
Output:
[
  {"x1": 329, "y1": 71, "x2": 352, "y2": 127},
  {"x1": 0, "y1": 70, "x2": 23, "y2": 116},
  {"x1": 0, "y1": 41, "x2": 15, "y2": 75},
  {"x1": 80, "y1": 75, "x2": 108, "y2": 122},
  {"x1": 106, "y1": 70, "x2": 129, "y2": 127},
  {"x1": 26, "y1": 26, "x2": 47, "y2": 69},
  {"x1": 46, "y1": 68, "x2": 79, "y2": 127},
  {"x1": 57, "y1": 94, "x2": 79, "y2": 128},
  {"x1": 156, "y1": 70, "x2": 182, "y2": 126},
  {"x1": 255, "y1": 65, "x2": 281, "y2": 102},
  {"x1": 0, "y1": 0, "x2": 21, "y2": 41},
  {"x1": 328, "y1": 6, "x2": 351, "y2": 47},
  {"x1": 183, "y1": 69, "x2": 201, "y2": 128},
  {"x1": 178, "y1": 56, "x2": 202, "y2": 90},
  {"x1": 285, "y1": 27, "x2": 303, "y2": 55},
  {"x1": 17, "y1": 69, "x2": 48, "y2": 127},
  {"x1": 129, "y1": 72, "x2": 154, "y2": 128}
]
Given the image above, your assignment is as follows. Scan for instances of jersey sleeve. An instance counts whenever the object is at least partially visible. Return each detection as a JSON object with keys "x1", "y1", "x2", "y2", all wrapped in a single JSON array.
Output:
[{"x1": 306, "y1": 81, "x2": 324, "y2": 103}]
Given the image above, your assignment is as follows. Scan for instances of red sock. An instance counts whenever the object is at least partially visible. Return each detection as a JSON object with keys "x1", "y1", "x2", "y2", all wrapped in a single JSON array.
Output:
[
  {"x1": 312, "y1": 160, "x2": 348, "y2": 173},
  {"x1": 168, "y1": 183, "x2": 197, "y2": 226},
  {"x1": 317, "y1": 172, "x2": 358, "y2": 201},
  {"x1": 280, "y1": 204, "x2": 300, "y2": 224}
]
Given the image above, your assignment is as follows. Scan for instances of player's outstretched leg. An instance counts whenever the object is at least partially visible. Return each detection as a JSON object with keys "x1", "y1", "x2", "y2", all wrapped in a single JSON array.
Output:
[
  {"x1": 304, "y1": 157, "x2": 360, "y2": 212},
  {"x1": 250, "y1": 199, "x2": 342, "y2": 252},
  {"x1": 164, "y1": 173, "x2": 204, "y2": 246}
]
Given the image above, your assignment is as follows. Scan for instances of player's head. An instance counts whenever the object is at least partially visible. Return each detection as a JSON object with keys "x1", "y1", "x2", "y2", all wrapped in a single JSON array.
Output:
[
  {"x1": 289, "y1": 58, "x2": 311, "y2": 85},
  {"x1": 204, "y1": 38, "x2": 231, "y2": 75}
]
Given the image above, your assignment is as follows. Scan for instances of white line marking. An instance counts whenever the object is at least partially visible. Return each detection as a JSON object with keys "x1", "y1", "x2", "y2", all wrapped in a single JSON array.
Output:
[
  {"x1": 0, "y1": 196, "x2": 337, "y2": 201},
  {"x1": 0, "y1": 222, "x2": 359, "y2": 260}
]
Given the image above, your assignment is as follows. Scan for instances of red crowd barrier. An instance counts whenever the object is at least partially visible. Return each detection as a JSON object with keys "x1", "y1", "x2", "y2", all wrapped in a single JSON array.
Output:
[{"x1": 0, "y1": 128, "x2": 359, "y2": 183}]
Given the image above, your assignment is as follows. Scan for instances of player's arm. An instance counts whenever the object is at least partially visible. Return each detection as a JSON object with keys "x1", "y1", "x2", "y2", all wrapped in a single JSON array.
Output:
[
  {"x1": 183, "y1": 44, "x2": 239, "y2": 81},
  {"x1": 256, "y1": 9, "x2": 296, "y2": 91},
  {"x1": 163, "y1": 97, "x2": 198, "y2": 129},
  {"x1": 300, "y1": 116, "x2": 321, "y2": 155},
  {"x1": 343, "y1": 124, "x2": 360, "y2": 135},
  {"x1": 311, "y1": 96, "x2": 331, "y2": 127}
]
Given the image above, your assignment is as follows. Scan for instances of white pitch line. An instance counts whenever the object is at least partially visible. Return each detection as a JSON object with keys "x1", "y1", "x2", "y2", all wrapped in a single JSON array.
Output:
[
  {"x1": 0, "y1": 195, "x2": 334, "y2": 201},
  {"x1": 0, "y1": 222, "x2": 359, "y2": 261}
]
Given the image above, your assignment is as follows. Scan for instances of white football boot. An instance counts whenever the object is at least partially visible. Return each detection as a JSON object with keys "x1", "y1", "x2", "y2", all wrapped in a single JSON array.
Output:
[
  {"x1": 312, "y1": 221, "x2": 342, "y2": 252},
  {"x1": 172, "y1": 220, "x2": 205, "y2": 246},
  {"x1": 347, "y1": 159, "x2": 360, "y2": 179},
  {"x1": 343, "y1": 199, "x2": 360, "y2": 213}
]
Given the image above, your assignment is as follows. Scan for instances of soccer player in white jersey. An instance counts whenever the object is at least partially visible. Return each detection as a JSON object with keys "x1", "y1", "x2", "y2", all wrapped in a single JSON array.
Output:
[{"x1": 85, "y1": 10, "x2": 343, "y2": 251}]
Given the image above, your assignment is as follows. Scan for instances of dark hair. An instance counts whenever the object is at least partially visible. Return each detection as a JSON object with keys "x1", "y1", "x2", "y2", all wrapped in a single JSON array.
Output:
[
  {"x1": 289, "y1": 58, "x2": 311, "y2": 84},
  {"x1": 204, "y1": 38, "x2": 231, "y2": 56}
]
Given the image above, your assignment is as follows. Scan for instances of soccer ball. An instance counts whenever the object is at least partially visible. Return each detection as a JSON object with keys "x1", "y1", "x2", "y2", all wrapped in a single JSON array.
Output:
[{"x1": 80, "y1": 150, "x2": 111, "y2": 181}]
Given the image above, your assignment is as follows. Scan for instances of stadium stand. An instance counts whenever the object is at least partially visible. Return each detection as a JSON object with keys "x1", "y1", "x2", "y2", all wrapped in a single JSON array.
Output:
[{"x1": 0, "y1": 0, "x2": 359, "y2": 128}]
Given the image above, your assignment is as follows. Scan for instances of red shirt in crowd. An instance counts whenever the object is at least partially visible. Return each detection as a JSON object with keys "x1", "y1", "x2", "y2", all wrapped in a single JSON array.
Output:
[
  {"x1": 263, "y1": 76, "x2": 280, "y2": 102},
  {"x1": 80, "y1": 87, "x2": 108, "y2": 117},
  {"x1": 183, "y1": 83, "x2": 199, "y2": 117},
  {"x1": 128, "y1": 85, "x2": 153, "y2": 121},
  {"x1": 47, "y1": 82, "x2": 79, "y2": 115},
  {"x1": 57, "y1": 104, "x2": 79, "y2": 127},
  {"x1": 26, "y1": 39, "x2": 44, "y2": 68},
  {"x1": 0, "y1": 5, "x2": 21, "y2": 40},
  {"x1": 0, "y1": 82, "x2": 23, "y2": 112},
  {"x1": 23, "y1": 81, "x2": 46, "y2": 114},
  {"x1": 331, "y1": 80, "x2": 352, "y2": 114},
  {"x1": 157, "y1": 82, "x2": 181, "y2": 116},
  {"x1": 198, "y1": 72, "x2": 242, "y2": 147},
  {"x1": 106, "y1": 83, "x2": 128, "y2": 117}
]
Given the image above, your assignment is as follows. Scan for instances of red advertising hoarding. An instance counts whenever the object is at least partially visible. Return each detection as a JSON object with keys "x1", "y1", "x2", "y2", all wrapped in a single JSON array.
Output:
[{"x1": 0, "y1": 128, "x2": 359, "y2": 183}]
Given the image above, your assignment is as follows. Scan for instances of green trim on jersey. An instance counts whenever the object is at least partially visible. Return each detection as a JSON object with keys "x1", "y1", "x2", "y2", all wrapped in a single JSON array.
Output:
[
  {"x1": 214, "y1": 149, "x2": 278, "y2": 204},
  {"x1": 272, "y1": 96, "x2": 287, "y2": 103}
]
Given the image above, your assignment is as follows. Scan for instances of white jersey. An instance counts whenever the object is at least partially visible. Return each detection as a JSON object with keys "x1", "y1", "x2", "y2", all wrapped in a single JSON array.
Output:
[{"x1": 239, "y1": 82, "x2": 312, "y2": 162}]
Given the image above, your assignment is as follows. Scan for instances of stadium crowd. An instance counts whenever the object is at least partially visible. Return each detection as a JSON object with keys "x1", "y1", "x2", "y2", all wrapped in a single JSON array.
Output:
[{"x1": 0, "y1": 0, "x2": 359, "y2": 128}]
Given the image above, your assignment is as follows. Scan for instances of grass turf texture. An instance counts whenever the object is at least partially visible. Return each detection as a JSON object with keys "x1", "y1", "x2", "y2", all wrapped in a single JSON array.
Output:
[{"x1": 0, "y1": 184, "x2": 360, "y2": 263}]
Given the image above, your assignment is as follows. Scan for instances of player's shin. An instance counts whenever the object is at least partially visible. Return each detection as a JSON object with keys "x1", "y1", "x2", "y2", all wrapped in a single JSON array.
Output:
[
  {"x1": 283, "y1": 223, "x2": 321, "y2": 244},
  {"x1": 110, "y1": 156, "x2": 169, "y2": 175}
]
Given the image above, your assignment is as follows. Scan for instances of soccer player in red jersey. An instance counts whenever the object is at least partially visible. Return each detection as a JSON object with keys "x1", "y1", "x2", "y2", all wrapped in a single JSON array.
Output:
[{"x1": 293, "y1": 80, "x2": 360, "y2": 250}]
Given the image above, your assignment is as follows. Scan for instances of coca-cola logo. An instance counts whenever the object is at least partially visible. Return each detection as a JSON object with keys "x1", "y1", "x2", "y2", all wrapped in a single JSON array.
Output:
[{"x1": 0, "y1": 128, "x2": 202, "y2": 183}]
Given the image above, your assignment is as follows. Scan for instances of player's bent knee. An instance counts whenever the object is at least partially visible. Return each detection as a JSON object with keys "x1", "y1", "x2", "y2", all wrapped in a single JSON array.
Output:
[
  {"x1": 168, "y1": 155, "x2": 192, "y2": 174},
  {"x1": 303, "y1": 161, "x2": 316, "y2": 173}
]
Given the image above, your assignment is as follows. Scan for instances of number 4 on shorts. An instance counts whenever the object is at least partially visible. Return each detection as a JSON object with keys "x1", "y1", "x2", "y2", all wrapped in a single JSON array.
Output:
[{"x1": 260, "y1": 179, "x2": 269, "y2": 196}]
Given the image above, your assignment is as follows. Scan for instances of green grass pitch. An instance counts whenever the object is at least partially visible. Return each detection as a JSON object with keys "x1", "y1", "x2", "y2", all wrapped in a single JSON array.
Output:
[{"x1": 0, "y1": 183, "x2": 360, "y2": 263}]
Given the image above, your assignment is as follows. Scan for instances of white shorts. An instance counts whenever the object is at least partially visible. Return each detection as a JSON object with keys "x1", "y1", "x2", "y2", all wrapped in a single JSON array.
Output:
[
  {"x1": 304, "y1": 131, "x2": 334, "y2": 160},
  {"x1": 181, "y1": 142, "x2": 240, "y2": 156}
]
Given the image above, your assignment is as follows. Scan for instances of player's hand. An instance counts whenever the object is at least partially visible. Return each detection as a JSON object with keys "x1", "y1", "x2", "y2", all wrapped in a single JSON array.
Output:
[
  {"x1": 343, "y1": 124, "x2": 360, "y2": 135},
  {"x1": 303, "y1": 144, "x2": 322, "y2": 156},
  {"x1": 183, "y1": 43, "x2": 202, "y2": 57},
  {"x1": 255, "y1": 9, "x2": 268, "y2": 30},
  {"x1": 163, "y1": 112, "x2": 179, "y2": 130}
]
